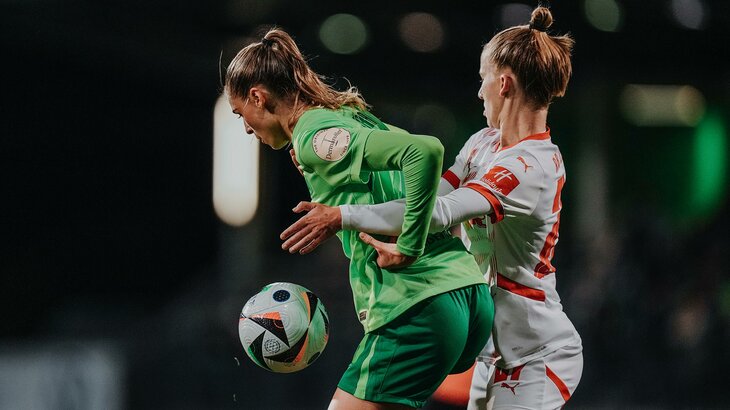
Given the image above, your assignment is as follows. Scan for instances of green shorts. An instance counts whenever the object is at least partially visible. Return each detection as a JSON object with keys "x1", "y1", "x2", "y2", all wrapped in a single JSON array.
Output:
[{"x1": 338, "y1": 284, "x2": 494, "y2": 408}]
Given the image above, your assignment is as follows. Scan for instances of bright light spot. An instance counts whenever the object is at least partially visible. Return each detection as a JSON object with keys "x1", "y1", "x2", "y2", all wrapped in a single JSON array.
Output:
[
  {"x1": 412, "y1": 103, "x2": 457, "y2": 140},
  {"x1": 319, "y1": 14, "x2": 368, "y2": 55},
  {"x1": 670, "y1": 0, "x2": 707, "y2": 30},
  {"x1": 691, "y1": 111, "x2": 727, "y2": 217},
  {"x1": 213, "y1": 94, "x2": 259, "y2": 227},
  {"x1": 620, "y1": 84, "x2": 705, "y2": 127},
  {"x1": 497, "y1": 3, "x2": 533, "y2": 29},
  {"x1": 398, "y1": 12, "x2": 445, "y2": 53},
  {"x1": 670, "y1": 299, "x2": 708, "y2": 348},
  {"x1": 584, "y1": 0, "x2": 623, "y2": 32}
]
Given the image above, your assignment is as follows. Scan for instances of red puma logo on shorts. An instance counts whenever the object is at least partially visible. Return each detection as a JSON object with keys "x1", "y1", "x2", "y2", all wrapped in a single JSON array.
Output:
[{"x1": 499, "y1": 382, "x2": 520, "y2": 395}]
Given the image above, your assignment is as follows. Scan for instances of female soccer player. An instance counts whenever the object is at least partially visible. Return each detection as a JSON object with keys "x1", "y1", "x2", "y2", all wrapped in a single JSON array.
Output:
[
  {"x1": 225, "y1": 29, "x2": 493, "y2": 409},
  {"x1": 280, "y1": 6, "x2": 582, "y2": 409}
]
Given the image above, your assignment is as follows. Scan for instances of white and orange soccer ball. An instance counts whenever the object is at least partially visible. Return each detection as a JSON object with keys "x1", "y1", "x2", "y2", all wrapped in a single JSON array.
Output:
[{"x1": 238, "y1": 282, "x2": 329, "y2": 373}]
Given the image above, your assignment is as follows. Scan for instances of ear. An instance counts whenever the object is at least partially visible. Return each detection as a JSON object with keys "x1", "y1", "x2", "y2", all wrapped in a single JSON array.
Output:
[
  {"x1": 247, "y1": 87, "x2": 267, "y2": 109},
  {"x1": 499, "y1": 74, "x2": 512, "y2": 98}
]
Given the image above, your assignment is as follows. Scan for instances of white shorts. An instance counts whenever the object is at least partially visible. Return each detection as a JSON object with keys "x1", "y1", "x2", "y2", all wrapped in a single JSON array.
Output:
[{"x1": 467, "y1": 342, "x2": 583, "y2": 410}]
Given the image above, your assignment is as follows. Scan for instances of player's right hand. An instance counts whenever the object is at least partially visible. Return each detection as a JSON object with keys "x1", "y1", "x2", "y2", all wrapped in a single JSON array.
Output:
[
  {"x1": 358, "y1": 232, "x2": 416, "y2": 269},
  {"x1": 280, "y1": 201, "x2": 341, "y2": 254}
]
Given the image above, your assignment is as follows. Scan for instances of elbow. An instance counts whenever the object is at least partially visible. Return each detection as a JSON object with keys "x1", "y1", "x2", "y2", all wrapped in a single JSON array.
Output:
[
  {"x1": 418, "y1": 135, "x2": 444, "y2": 167},
  {"x1": 428, "y1": 136, "x2": 445, "y2": 160}
]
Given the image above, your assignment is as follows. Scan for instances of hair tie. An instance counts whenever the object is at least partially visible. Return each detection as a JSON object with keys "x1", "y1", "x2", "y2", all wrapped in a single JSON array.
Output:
[
  {"x1": 261, "y1": 38, "x2": 274, "y2": 47},
  {"x1": 529, "y1": 22, "x2": 547, "y2": 32}
]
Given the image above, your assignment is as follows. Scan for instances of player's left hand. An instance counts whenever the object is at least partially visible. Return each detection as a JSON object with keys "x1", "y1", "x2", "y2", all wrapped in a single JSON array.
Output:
[
  {"x1": 281, "y1": 201, "x2": 341, "y2": 254},
  {"x1": 358, "y1": 232, "x2": 416, "y2": 269}
]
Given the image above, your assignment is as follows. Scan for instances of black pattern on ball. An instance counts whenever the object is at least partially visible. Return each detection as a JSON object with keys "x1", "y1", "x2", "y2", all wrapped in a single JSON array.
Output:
[
  {"x1": 306, "y1": 292, "x2": 319, "y2": 321},
  {"x1": 273, "y1": 290, "x2": 290, "y2": 302},
  {"x1": 269, "y1": 329, "x2": 308, "y2": 363},
  {"x1": 248, "y1": 332, "x2": 270, "y2": 370}
]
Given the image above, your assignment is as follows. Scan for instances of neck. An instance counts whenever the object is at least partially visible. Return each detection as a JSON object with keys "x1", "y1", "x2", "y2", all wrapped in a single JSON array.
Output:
[
  {"x1": 498, "y1": 101, "x2": 548, "y2": 147},
  {"x1": 282, "y1": 101, "x2": 317, "y2": 140}
]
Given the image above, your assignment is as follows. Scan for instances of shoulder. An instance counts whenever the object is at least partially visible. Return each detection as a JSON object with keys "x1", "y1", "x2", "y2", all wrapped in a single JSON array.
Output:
[
  {"x1": 294, "y1": 109, "x2": 373, "y2": 169},
  {"x1": 507, "y1": 140, "x2": 563, "y2": 176},
  {"x1": 464, "y1": 127, "x2": 501, "y2": 150},
  {"x1": 295, "y1": 108, "x2": 346, "y2": 134},
  {"x1": 295, "y1": 109, "x2": 351, "y2": 150},
  {"x1": 489, "y1": 148, "x2": 548, "y2": 190}
]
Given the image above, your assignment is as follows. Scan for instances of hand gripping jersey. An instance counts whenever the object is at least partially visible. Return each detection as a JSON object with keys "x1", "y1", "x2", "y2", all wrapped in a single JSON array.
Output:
[
  {"x1": 293, "y1": 107, "x2": 487, "y2": 333},
  {"x1": 443, "y1": 127, "x2": 581, "y2": 369}
]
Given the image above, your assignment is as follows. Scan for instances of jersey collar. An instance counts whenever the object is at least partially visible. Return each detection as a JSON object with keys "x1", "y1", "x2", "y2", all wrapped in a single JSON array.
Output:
[{"x1": 499, "y1": 127, "x2": 551, "y2": 152}]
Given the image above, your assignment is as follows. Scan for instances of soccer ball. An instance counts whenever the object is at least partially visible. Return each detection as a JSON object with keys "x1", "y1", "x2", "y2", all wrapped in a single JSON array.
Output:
[{"x1": 238, "y1": 282, "x2": 329, "y2": 373}]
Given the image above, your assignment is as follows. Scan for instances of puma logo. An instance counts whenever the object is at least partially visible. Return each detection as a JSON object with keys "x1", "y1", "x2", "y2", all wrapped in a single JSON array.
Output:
[
  {"x1": 499, "y1": 382, "x2": 520, "y2": 395},
  {"x1": 517, "y1": 156, "x2": 533, "y2": 173}
]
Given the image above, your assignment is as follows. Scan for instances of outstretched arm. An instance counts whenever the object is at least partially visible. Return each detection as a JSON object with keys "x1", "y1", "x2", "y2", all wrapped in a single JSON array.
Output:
[
  {"x1": 342, "y1": 187, "x2": 492, "y2": 234},
  {"x1": 280, "y1": 187, "x2": 492, "y2": 254}
]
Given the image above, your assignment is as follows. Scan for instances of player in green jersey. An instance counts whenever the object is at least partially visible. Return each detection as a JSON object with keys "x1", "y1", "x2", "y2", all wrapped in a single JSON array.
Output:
[{"x1": 224, "y1": 28, "x2": 493, "y2": 409}]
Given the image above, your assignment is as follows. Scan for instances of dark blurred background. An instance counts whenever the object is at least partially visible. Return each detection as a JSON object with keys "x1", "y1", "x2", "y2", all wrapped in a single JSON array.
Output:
[{"x1": 2, "y1": 0, "x2": 729, "y2": 409}]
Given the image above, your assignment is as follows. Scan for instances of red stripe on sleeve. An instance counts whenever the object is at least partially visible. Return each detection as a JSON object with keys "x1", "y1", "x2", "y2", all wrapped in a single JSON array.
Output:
[
  {"x1": 464, "y1": 182, "x2": 504, "y2": 223},
  {"x1": 442, "y1": 170, "x2": 461, "y2": 189},
  {"x1": 546, "y1": 365, "x2": 571, "y2": 402},
  {"x1": 496, "y1": 273, "x2": 546, "y2": 302}
]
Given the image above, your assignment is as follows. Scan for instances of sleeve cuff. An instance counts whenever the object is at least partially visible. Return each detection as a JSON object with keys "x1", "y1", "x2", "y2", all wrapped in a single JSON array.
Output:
[
  {"x1": 396, "y1": 243, "x2": 422, "y2": 258},
  {"x1": 339, "y1": 205, "x2": 353, "y2": 231}
]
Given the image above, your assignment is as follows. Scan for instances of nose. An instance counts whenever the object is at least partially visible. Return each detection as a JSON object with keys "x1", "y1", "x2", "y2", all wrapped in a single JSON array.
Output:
[{"x1": 477, "y1": 89, "x2": 483, "y2": 101}]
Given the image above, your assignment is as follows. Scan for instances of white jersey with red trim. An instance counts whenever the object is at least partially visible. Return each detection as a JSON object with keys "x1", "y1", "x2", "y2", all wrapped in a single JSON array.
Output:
[{"x1": 443, "y1": 127, "x2": 581, "y2": 369}]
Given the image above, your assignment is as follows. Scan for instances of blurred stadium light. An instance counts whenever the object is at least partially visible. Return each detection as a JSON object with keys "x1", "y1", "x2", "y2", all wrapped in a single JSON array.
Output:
[
  {"x1": 398, "y1": 12, "x2": 445, "y2": 53},
  {"x1": 670, "y1": 0, "x2": 708, "y2": 30},
  {"x1": 691, "y1": 110, "x2": 727, "y2": 217},
  {"x1": 620, "y1": 84, "x2": 705, "y2": 127},
  {"x1": 496, "y1": 3, "x2": 533, "y2": 29},
  {"x1": 213, "y1": 94, "x2": 259, "y2": 227},
  {"x1": 584, "y1": 0, "x2": 624, "y2": 32},
  {"x1": 319, "y1": 14, "x2": 369, "y2": 55}
]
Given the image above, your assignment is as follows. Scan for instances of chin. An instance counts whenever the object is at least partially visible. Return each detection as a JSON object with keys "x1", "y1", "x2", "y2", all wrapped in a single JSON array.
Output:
[{"x1": 272, "y1": 140, "x2": 290, "y2": 150}]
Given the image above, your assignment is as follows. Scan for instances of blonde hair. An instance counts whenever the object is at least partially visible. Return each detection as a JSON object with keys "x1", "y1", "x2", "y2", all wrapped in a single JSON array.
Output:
[
  {"x1": 224, "y1": 28, "x2": 367, "y2": 120},
  {"x1": 484, "y1": 6, "x2": 575, "y2": 108}
]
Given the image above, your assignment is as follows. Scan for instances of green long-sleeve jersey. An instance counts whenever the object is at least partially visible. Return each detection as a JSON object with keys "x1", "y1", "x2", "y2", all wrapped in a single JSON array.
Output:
[{"x1": 292, "y1": 107, "x2": 486, "y2": 332}]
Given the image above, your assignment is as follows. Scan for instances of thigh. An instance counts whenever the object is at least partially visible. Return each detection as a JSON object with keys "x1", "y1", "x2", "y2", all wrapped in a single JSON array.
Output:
[
  {"x1": 453, "y1": 284, "x2": 494, "y2": 374},
  {"x1": 488, "y1": 344, "x2": 583, "y2": 410},
  {"x1": 467, "y1": 361, "x2": 495, "y2": 410},
  {"x1": 338, "y1": 289, "x2": 475, "y2": 408}
]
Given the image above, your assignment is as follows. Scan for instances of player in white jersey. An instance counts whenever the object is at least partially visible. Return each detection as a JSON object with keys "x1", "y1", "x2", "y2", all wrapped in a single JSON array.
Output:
[
  {"x1": 280, "y1": 5, "x2": 582, "y2": 409},
  {"x1": 441, "y1": 125, "x2": 582, "y2": 409}
]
